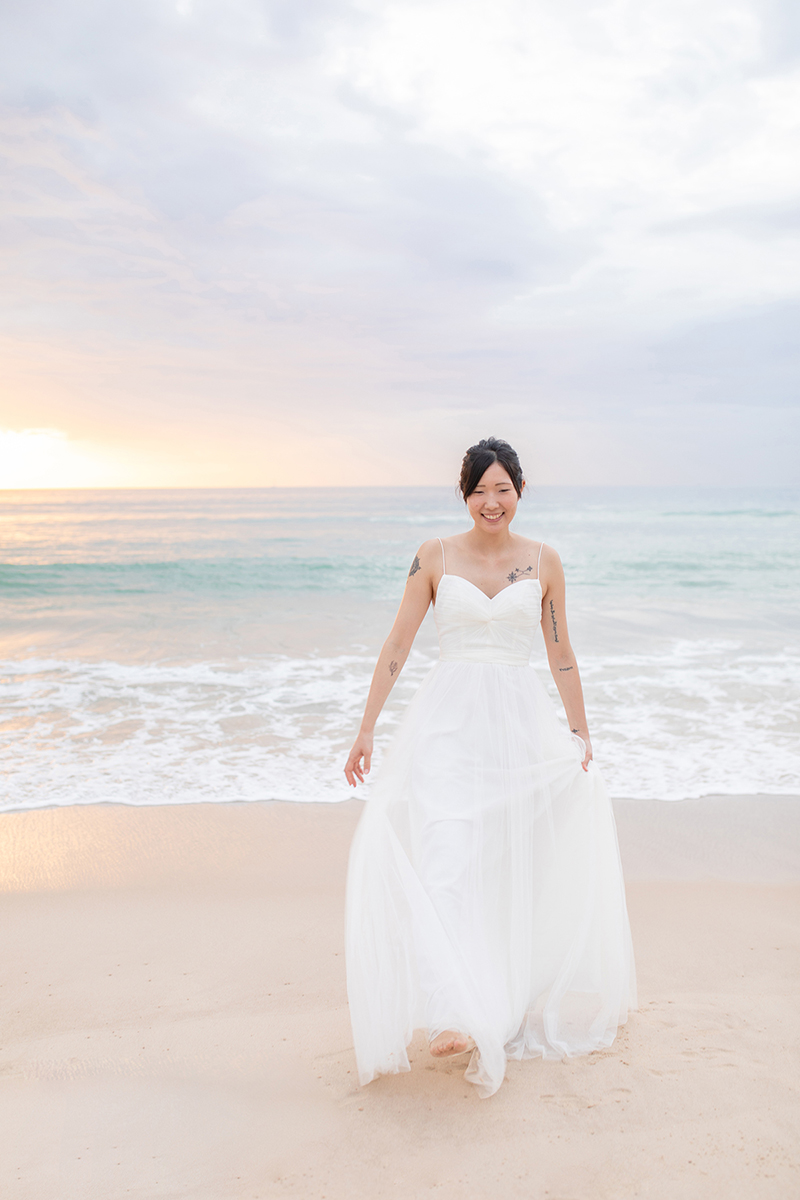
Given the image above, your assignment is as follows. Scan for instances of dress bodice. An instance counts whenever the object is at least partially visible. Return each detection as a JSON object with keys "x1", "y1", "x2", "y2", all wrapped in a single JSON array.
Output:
[{"x1": 434, "y1": 574, "x2": 542, "y2": 666}]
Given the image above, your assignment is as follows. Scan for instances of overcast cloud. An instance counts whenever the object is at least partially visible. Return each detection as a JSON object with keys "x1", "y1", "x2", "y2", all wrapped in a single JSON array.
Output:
[{"x1": 1, "y1": 0, "x2": 799, "y2": 485}]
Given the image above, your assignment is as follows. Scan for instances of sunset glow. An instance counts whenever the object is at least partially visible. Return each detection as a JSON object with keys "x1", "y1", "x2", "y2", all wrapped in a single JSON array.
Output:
[
  {"x1": 0, "y1": 429, "x2": 124, "y2": 489},
  {"x1": 0, "y1": 428, "x2": 213, "y2": 490},
  {"x1": 0, "y1": 0, "x2": 798, "y2": 487}
]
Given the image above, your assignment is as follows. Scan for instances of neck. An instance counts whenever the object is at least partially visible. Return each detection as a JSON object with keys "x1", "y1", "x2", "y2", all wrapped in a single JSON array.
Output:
[{"x1": 467, "y1": 525, "x2": 515, "y2": 555}]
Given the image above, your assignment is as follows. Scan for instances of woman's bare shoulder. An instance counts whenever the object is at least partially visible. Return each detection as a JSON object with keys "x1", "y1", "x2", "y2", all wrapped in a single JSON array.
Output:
[
  {"x1": 537, "y1": 540, "x2": 562, "y2": 564},
  {"x1": 418, "y1": 533, "x2": 472, "y2": 555},
  {"x1": 414, "y1": 537, "x2": 447, "y2": 557},
  {"x1": 406, "y1": 538, "x2": 444, "y2": 579},
  {"x1": 538, "y1": 542, "x2": 565, "y2": 594},
  {"x1": 512, "y1": 533, "x2": 561, "y2": 559},
  {"x1": 435, "y1": 532, "x2": 468, "y2": 546}
]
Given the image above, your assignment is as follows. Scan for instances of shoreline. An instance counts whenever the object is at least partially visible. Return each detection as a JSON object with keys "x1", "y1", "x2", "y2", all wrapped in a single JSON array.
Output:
[
  {"x1": 1, "y1": 792, "x2": 798, "y2": 890},
  {"x1": 1, "y1": 799, "x2": 798, "y2": 1198}
]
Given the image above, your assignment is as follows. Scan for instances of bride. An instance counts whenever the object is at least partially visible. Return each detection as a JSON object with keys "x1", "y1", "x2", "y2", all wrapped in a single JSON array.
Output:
[{"x1": 344, "y1": 437, "x2": 636, "y2": 1098}]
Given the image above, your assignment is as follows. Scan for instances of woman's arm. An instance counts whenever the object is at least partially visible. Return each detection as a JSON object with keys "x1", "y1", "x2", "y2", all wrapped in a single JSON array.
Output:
[
  {"x1": 344, "y1": 540, "x2": 438, "y2": 787},
  {"x1": 540, "y1": 546, "x2": 593, "y2": 771}
]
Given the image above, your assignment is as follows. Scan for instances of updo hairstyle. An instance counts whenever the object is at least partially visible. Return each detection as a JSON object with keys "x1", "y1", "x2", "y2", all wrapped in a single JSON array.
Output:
[{"x1": 458, "y1": 437, "x2": 525, "y2": 501}]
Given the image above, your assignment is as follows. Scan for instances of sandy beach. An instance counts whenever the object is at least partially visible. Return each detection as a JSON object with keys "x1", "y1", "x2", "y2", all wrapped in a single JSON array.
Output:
[{"x1": 1, "y1": 797, "x2": 798, "y2": 1200}]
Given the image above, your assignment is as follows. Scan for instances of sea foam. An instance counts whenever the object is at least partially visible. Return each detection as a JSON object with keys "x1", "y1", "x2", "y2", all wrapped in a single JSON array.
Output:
[{"x1": 2, "y1": 641, "x2": 798, "y2": 811}]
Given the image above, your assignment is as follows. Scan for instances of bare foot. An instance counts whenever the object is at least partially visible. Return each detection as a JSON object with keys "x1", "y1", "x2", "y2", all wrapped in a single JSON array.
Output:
[{"x1": 429, "y1": 1030, "x2": 476, "y2": 1058}]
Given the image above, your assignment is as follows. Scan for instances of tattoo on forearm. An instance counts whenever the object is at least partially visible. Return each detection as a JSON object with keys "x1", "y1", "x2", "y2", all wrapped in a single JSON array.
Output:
[
  {"x1": 549, "y1": 600, "x2": 559, "y2": 642},
  {"x1": 389, "y1": 660, "x2": 398, "y2": 676},
  {"x1": 507, "y1": 565, "x2": 534, "y2": 583},
  {"x1": 559, "y1": 666, "x2": 573, "y2": 672},
  {"x1": 571, "y1": 727, "x2": 580, "y2": 733},
  {"x1": 408, "y1": 555, "x2": 421, "y2": 578}
]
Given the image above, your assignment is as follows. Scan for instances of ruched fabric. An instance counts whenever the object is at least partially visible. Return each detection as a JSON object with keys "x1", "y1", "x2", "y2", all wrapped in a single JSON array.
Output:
[{"x1": 345, "y1": 573, "x2": 637, "y2": 1098}]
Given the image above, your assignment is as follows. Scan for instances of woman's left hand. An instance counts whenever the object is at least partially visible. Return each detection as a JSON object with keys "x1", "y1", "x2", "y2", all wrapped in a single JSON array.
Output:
[
  {"x1": 345, "y1": 730, "x2": 374, "y2": 787},
  {"x1": 581, "y1": 739, "x2": 593, "y2": 771}
]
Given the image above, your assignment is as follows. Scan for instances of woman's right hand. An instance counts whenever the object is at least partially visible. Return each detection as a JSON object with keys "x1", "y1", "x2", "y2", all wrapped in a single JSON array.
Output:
[{"x1": 344, "y1": 730, "x2": 374, "y2": 787}]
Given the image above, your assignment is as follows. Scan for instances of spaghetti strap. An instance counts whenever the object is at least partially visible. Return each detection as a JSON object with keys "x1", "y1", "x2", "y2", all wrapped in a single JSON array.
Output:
[
  {"x1": 536, "y1": 541, "x2": 544, "y2": 580},
  {"x1": 437, "y1": 537, "x2": 446, "y2": 573}
]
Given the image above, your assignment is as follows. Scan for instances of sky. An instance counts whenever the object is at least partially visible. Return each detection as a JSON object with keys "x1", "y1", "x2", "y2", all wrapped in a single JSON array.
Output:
[{"x1": 1, "y1": 0, "x2": 799, "y2": 487}]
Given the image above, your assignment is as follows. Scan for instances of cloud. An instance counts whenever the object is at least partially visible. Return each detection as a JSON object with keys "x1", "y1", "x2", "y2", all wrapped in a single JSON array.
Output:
[{"x1": 0, "y1": 0, "x2": 798, "y2": 484}]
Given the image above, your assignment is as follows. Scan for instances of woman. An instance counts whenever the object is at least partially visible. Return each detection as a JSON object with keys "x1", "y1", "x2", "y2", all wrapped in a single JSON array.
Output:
[{"x1": 344, "y1": 438, "x2": 636, "y2": 1098}]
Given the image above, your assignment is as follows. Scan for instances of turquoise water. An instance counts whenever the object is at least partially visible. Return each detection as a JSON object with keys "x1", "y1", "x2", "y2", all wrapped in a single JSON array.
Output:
[
  {"x1": 3, "y1": 486, "x2": 799, "y2": 597},
  {"x1": 1, "y1": 486, "x2": 799, "y2": 809}
]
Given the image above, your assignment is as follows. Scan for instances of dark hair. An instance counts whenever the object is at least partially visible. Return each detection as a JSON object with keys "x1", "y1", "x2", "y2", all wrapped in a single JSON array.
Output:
[{"x1": 458, "y1": 437, "x2": 525, "y2": 501}]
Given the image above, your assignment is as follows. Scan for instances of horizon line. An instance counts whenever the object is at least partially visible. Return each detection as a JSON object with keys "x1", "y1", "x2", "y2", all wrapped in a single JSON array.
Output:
[{"x1": 2, "y1": 482, "x2": 798, "y2": 494}]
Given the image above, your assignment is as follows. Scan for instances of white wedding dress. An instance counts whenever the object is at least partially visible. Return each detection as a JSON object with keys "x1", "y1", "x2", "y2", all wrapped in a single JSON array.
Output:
[{"x1": 345, "y1": 540, "x2": 636, "y2": 1098}]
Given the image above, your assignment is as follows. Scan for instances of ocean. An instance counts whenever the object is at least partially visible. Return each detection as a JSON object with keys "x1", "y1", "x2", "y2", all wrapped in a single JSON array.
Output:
[{"x1": 1, "y1": 486, "x2": 799, "y2": 811}]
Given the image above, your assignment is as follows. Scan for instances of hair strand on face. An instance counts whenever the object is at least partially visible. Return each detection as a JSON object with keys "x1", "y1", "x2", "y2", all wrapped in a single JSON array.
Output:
[{"x1": 458, "y1": 437, "x2": 525, "y2": 501}]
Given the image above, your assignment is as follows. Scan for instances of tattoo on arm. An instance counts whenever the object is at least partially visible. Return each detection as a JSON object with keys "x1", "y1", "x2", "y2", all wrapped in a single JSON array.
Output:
[
  {"x1": 389, "y1": 660, "x2": 398, "y2": 676},
  {"x1": 408, "y1": 555, "x2": 421, "y2": 578},
  {"x1": 571, "y1": 727, "x2": 580, "y2": 733},
  {"x1": 549, "y1": 599, "x2": 559, "y2": 642},
  {"x1": 507, "y1": 565, "x2": 534, "y2": 583},
  {"x1": 558, "y1": 666, "x2": 573, "y2": 672}
]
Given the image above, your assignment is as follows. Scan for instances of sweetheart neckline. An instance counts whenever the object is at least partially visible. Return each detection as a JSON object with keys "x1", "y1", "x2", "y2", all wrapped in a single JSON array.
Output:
[{"x1": 438, "y1": 573, "x2": 542, "y2": 603}]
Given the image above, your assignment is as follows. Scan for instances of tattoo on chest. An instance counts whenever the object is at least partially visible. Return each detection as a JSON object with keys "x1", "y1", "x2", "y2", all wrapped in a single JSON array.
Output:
[
  {"x1": 408, "y1": 555, "x2": 421, "y2": 578},
  {"x1": 549, "y1": 599, "x2": 559, "y2": 642},
  {"x1": 507, "y1": 565, "x2": 534, "y2": 583}
]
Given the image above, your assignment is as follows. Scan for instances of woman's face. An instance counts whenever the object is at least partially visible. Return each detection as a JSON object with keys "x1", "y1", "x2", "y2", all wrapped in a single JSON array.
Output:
[{"x1": 465, "y1": 462, "x2": 522, "y2": 533}]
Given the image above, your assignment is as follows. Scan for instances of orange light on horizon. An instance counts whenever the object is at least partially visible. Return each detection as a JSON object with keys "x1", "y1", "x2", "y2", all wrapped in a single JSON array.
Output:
[
  {"x1": 0, "y1": 423, "x2": 462, "y2": 489},
  {"x1": 0, "y1": 428, "x2": 142, "y2": 489}
]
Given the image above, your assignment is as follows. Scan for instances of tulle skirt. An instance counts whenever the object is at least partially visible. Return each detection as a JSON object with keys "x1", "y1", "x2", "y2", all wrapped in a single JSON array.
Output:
[{"x1": 345, "y1": 660, "x2": 637, "y2": 1098}]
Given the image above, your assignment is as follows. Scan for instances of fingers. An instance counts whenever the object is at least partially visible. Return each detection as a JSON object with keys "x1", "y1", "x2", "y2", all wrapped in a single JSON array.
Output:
[
  {"x1": 344, "y1": 752, "x2": 365, "y2": 787},
  {"x1": 345, "y1": 733, "x2": 373, "y2": 784}
]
